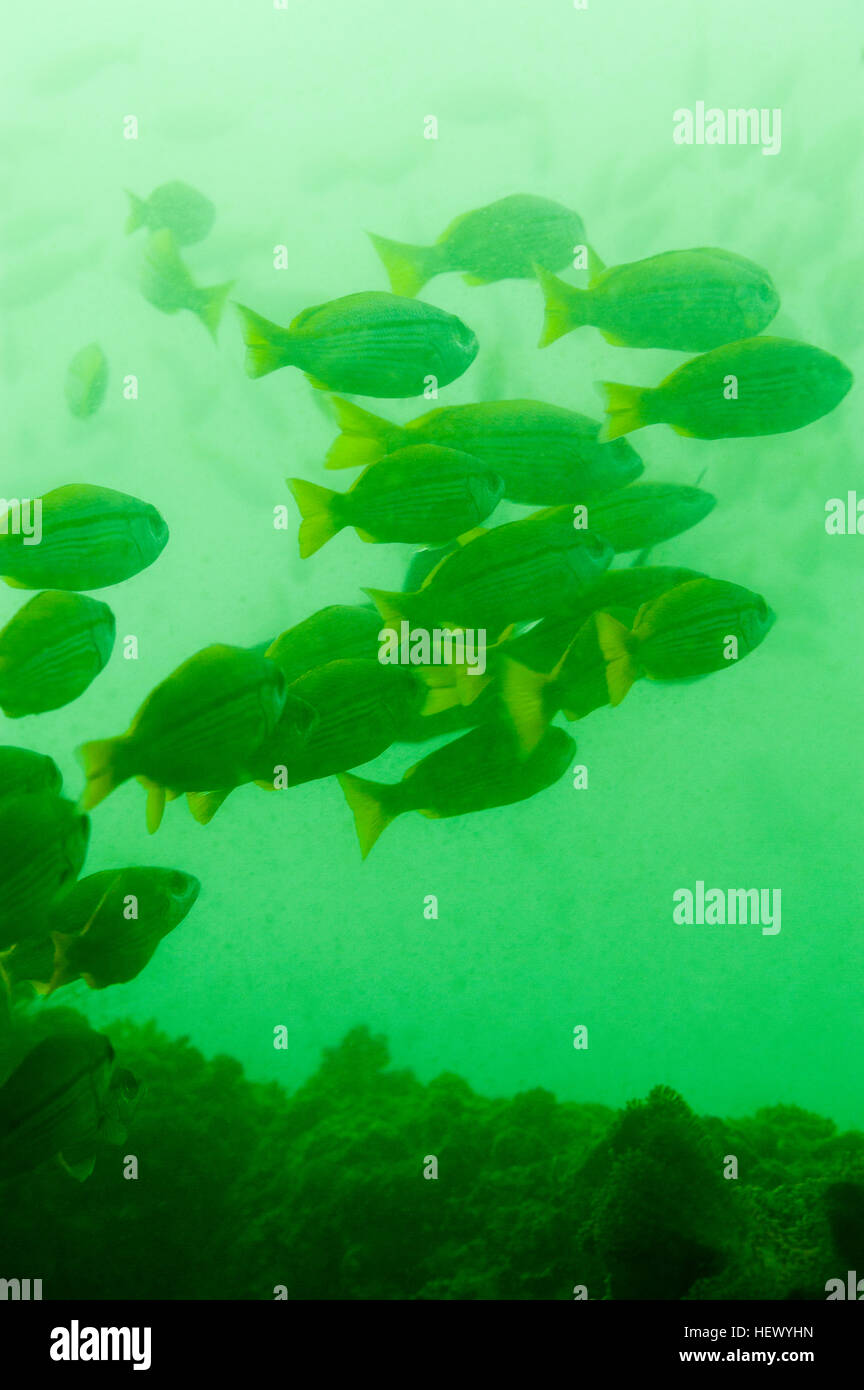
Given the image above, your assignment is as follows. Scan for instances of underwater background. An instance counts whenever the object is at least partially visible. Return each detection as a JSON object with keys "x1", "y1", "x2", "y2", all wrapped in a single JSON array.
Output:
[{"x1": 1, "y1": 0, "x2": 862, "y2": 1298}]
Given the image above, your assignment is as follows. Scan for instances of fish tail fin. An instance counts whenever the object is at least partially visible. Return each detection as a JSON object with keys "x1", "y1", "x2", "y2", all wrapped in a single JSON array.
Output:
[
  {"x1": 596, "y1": 381, "x2": 651, "y2": 441},
  {"x1": 455, "y1": 666, "x2": 491, "y2": 705},
  {"x1": 286, "y1": 477, "x2": 341, "y2": 557},
  {"x1": 501, "y1": 658, "x2": 553, "y2": 756},
  {"x1": 196, "y1": 280, "x2": 234, "y2": 341},
  {"x1": 186, "y1": 789, "x2": 230, "y2": 825},
  {"x1": 594, "y1": 610, "x2": 637, "y2": 705},
  {"x1": 338, "y1": 772, "x2": 398, "y2": 858},
  {"x1": 363, "y1": 587, "x2": 418, "y2": 629},
  {"x1": 77, "y1": 738, "x2": 126, "y2": 810},
  {"x1": 325, "y1": 397, "x2": 402, "y2": 469},
  {"x1": 124, "y1": 189, "x2": 147, "y2": 235},
  {"x1": 421, "y1": 686, "x2": 461, "y2": 716},
  {"x1": 534, "y1": 264, "x2": 591, "y2": 347},
  {"x1": 367, "y1": 231, "x2": 442, "y2": 297},
  {"x1": 586, "y1": 244, "x2": 607, "y2": 281},
  {"x1": 235, "y1": 303, "x2": 294, "y2": 377}
]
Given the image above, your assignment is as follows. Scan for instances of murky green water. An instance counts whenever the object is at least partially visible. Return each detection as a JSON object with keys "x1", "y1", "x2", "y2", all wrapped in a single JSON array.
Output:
[{"x1": 2, "y1": 0, "x2": 862, "y2": 1156}]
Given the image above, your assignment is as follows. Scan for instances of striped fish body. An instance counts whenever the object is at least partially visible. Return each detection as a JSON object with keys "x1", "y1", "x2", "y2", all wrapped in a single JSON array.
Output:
[
  {"x1": 53, "y1": 867, "x2": 200, "y2": 989},
  {"x1": 0, "y1": 590, "x2": 115, "y2": 716},
  {"x1": 339, "y1": 445, "x2": 503, "y2": 543},
  {"x1": 653, "y1": 337, "x2": 853, "y2": 439},
  {"x1": 0, "y1": 745, "x2": 62, "y2": 799},
  {"x1": 404, "y1": 400, "x2": 643, "y2": 505},
  {"x1": 439, "y1": 195, "x2": 586, "y2": 282},
  {"x1": 0, "y1": 1032, "x2": 113, "y2": 1179},
  {"x1": 633, "y1": 578, "x2": 775, "y2": 679},
  {"x1": 396, "y1": 722, "x2": 574, "y2": 818},
  {"x1": 0, "y1": 484, "x2": 169, "y2": 590},
  {"x1": 287, "y1": 292, "x2": 478, "y2": 396},
  {"x1": 585, "y1": 248, "x2": 779, "y2": 350},
  {"x1": 0, "y1": 793, "x2": 90, "y2": 948},
  {"x1": 255, "y1": 660, "x2": 422, "y2": 786},
  {"x1": 411, "y1": 519, "x2": 613, "y2": 628},
  {"x1": 266, "y1": 605, "x2": 382, "y2": 684},
  {"x1": 122, "y1": 645, "x2": 289, "y2": 791},
  {"x1": 508, "y1": 565, "x2": 708, "y2": 673}
]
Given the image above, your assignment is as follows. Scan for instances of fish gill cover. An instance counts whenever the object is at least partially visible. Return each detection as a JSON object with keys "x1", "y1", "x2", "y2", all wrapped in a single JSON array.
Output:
[{"x1": 0, "y1": 0, "x2": 861, "y2": 1308}]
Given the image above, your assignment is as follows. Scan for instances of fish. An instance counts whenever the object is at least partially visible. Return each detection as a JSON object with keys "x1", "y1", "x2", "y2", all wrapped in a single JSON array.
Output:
[
  {"x1": 366, "y1": 516, "x2": 613, "y2": 631},
  {"x1": 0, "y1": 793, "x2": 90, "y2": 949},
  {"x1": 595, "y1": 577, "x2": 777, "y2": 705},
  {"x1": 140, "y1": 229, "x2": 233, "y2": 341},
  {"x1": 77, "y1": 644, "x2": 309, "y2": 831},
  {"x1": 459, "y1": 565, "x2": 709, "y2": 701},
  {"x1": 236, "y1": 291, "x2": 478, "y2": 397},
  {"x1": 40, "y1": 867, "x2": 201, "y2": 992},
  {"x1": 125, "y1": 180, "x2": 215, "y2": 245},
  {"x1": 0, "y1": 484, "x2": 169, "y2": 591},
  {"x1": 65, "y1": 343, "x2": 108, "y2": 419},
  {"x1": 502, "y1": 608, "x2": 636, "y2": 755},
  {"x1": 0, "y1": 745, "x2": 62, "y2": 800},
  {"x1": 266, "y1": 604, "x2": 382, "y2": 682},
  {"x1": 187, "y1": 660, "x2": 423, "y2": 825},
  {"x1": 287, "y1": 445, "x2": 504, "y2": 556},
  {"x1": 369, "y1": 194, "x2": 587, "y2": 297},
  {"x1": 0, "y1": 1031, "x2": 129, "y2": 1181},
  {"x1": 537, "y1": 247, "x2": 779, "y2": 351},
  {"x1": 532, "y1": 482, "x2": 717, "y2": 554},
  {"x1": 324, "y1": 396, "x2": 643, "y2": 506},
  {"x1": 0, "y1": 590, "x2": 115, "y2": 717},
  {"x1": 339, "y1": 723, "x2": 575, "y2": 857},
  {"x1": 598, "y1": 337, "x2": 853, "y2": 441}
]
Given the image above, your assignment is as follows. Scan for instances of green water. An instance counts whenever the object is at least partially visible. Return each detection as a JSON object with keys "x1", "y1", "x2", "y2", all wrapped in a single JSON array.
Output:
[{"x1": 2, "y1": 0, "x2": 862, "y2": 1150}]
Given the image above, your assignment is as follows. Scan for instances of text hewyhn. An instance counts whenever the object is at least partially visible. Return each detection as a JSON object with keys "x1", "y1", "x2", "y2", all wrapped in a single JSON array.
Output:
[
  {"x1": 673, "y1": 102, "x2": 781, "y2": 156},
  {"x1": 0, "y1": 498, "x2": 42, "y2": 544},
  {"x1": 50, "y1": 1321, "x2": 152, "y2": 1371},
  {"x1": 673, "y1": 882, "x2": 781, "y2": 935},
  {"x1": 378, "y1": 622, "x2": 487, "y2": 677}
]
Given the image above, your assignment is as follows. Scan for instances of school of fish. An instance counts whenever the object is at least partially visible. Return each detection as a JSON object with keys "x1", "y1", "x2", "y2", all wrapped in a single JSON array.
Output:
[{"x1": 0, "y1": 184, "x2": 853, "y2": 1179}]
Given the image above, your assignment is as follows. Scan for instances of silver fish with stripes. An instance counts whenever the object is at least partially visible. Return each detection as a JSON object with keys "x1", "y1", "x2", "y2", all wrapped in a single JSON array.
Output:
[
  {"x1": 0, "y1": 590, "x2": 115, "y2": 716},
  {"x1": 235, "y1": 290, "x2": 478, "y2": 397},
  {"x1": 287, "y1": 444, "x2": 504, "y2": 556},
  {"x1": 0, "y1": 484, "x2": 169, "y2": 591},
  {"x1": 0, "y1": 791, "x2": 90, "y2": 948}
]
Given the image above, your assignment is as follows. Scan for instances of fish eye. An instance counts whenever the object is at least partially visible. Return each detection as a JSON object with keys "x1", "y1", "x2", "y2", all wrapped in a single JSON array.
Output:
[{"x1": 170, "y1": 871, "x2": 188, "y2": 894}]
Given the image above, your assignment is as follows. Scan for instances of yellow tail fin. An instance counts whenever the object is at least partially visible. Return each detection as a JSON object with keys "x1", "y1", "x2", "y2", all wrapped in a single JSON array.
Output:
[
  {"x1": 594, "y1": 610, "x2": 638, "y2": 706},
  {"x1": 77, "y1": 738, "x2": 125, "y2": 810},
  {"x1": 187, "y1": 789, "x2": 231, "y2": 825},
  {"x1": 501, "y1": 658, "x2": 552, "y2": 757},
  {"x1": 325, "y1": 397, "x2": 401, "y2": 469},
  {"x1": 534, "y1": 264, "x2": 590, "y2": 347},
  {"x1": 338, "y1": 772, "x2": 397, "y2": 858},
  {"x1": 367, "y1": 232, "x2": 442, "y2": 297},
  {"x1": 196, "y1": 281, "x2": 234, "y2": 341},
  {"x1": 364, "y1": 587, "x2": 415, "y2": 629},
  {"x1": 235, "y1": 303, "x2": 293, "y2": 378},
  {"x1": 287, "y1": 478, "x2": 341, "y2": 557},
  {"x1": 596, "y1": 381, "x2": 650, "y2": 442}
]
